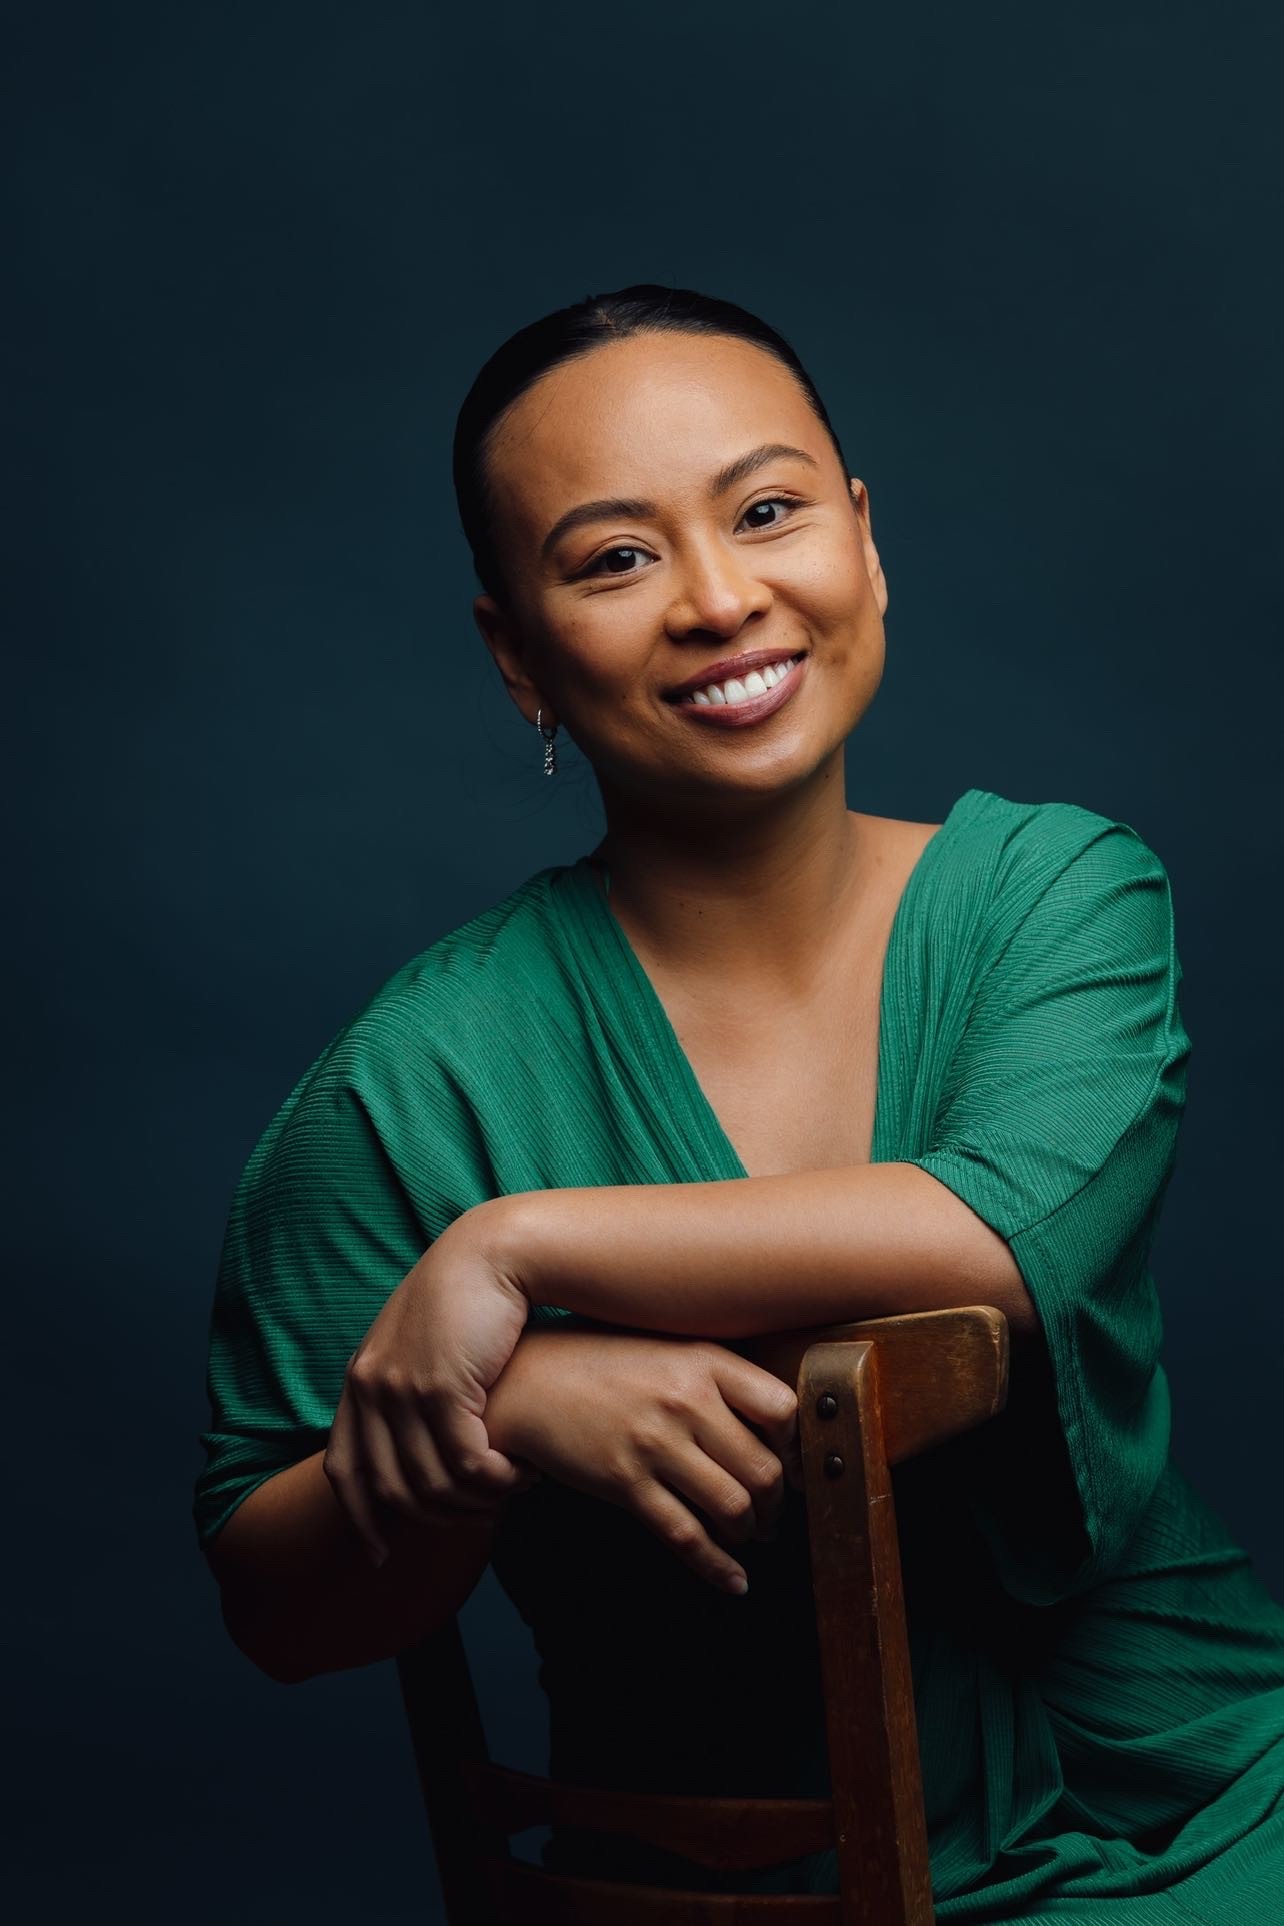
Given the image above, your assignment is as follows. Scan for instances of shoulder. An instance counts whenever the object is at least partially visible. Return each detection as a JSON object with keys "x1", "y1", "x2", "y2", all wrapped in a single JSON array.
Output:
[
  {"x1": 935, "y1": 793, "x2": 1184, "y2": 1027},
  {"x1": 221, "y1": 868, "x2": 580, "y2": 1241},
  {"x1": 941, "y1": 787, "x2": 1175, "y2": 914},
  {"x1": 872, "y1": 790, "x2": 1182, "y2": 1013},
  {"x1": 862, "y1": 789, "x2": 1173, "y2": 937},
  {"x1": 858, "y1": 789, "x2": 1165, "y2": 871},
  {"x1": 273, "y1": 864, "x2": 571, "y2": 1117}
]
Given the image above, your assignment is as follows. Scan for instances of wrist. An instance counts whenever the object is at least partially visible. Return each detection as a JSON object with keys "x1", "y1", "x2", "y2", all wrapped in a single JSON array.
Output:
[
  {"x1": 484, "y1": 1325, "x2": 559, "y2": 1460},
  {"x1": 467, "y1": 1190, "x2": 557, "y2": 1309}
]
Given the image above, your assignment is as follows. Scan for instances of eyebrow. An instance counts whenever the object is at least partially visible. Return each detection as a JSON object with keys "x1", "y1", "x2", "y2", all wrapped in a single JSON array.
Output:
[{"x1": 539, "y1": 441, "x2": 820, "y2": 562}]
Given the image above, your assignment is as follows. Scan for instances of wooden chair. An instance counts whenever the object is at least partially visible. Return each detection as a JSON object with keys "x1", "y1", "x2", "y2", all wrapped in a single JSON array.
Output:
[{"x1": 397, "y1": 1305, "x2": 1009, "y2": 1925}]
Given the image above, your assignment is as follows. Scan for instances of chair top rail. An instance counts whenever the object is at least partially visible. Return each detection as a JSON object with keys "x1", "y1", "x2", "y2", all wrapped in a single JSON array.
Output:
[{"x1": 739, "y1": 1304, "x2": 1008, "y2": 1464}]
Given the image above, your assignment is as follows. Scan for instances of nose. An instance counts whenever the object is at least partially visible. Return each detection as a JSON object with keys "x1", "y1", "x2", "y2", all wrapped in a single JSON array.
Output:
[{"x1": 663, "y1": 534, "x2": 773, "y2": 642}]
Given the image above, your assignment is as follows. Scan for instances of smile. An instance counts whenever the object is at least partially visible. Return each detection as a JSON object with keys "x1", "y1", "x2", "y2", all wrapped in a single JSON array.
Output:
[{"x1": 669, "y1": 652, "x2": 808, "y2": 729}]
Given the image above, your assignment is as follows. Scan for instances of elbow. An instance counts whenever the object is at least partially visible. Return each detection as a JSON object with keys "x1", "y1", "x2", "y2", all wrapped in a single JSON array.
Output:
[
  {"x1": 217, "y1": 1584, "x2": 316, "y2": 1687},
  {"x1": 966, "y1": 1214, "x2": 1040, "y2": 1342},
  {"x1": 992, "y1": 1258, "x2": 1040, "y2": 1343},
  {"x1": 245, "y1": 1641, "x2": 314, "y2": 1688},
  {"x1": 1004, "y1": 1283, "x2": 1042, "y2": 1343},
  {"x1": 249, "y1": 1650, "x2": 312, "y2": 1687},
  {"x1": 203, "y1": 1522, "x2": 318, "y2": 1685},
  {"x1": 920, "y1": 1169, "x2": 1040, "y2": 1341},
  {"x1": 959, "y1": 1225, "x2": 1039, "y2": 1342}
]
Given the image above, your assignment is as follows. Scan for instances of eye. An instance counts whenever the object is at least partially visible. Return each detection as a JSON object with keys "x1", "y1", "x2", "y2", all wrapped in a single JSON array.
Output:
[
  {"x1": 739, "y1": 496, "x2": 802, "y2": 531},
  {"x1": 581, "y1": 545, "x2": 655, "y2": 579}
]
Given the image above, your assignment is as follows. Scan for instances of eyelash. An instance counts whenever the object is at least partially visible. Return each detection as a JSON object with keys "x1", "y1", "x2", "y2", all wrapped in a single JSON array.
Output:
[{"x1": 577, "y1": 495, "x2": 806, "y2": 580}]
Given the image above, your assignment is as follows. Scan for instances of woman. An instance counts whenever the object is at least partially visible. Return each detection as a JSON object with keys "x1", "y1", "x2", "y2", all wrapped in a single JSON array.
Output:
[{"x1": 196, "y1": 285, "x2": 1284, "y2": 1917}]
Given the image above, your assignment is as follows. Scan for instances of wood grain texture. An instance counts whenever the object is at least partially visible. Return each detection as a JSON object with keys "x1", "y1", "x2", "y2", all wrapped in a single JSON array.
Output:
[
  {"x1": 739, "y1": 1307, "x2": 1009, "y2": 1465},
  {"x1": 397, "y1": 1306, "x2": 1012, "y2": 1922},
  {"x1": 798, "y1": 1342, "x2": 933, "y2": 1926}
]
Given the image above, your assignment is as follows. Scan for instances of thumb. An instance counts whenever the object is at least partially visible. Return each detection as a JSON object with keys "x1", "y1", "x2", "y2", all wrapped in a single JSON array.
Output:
[{"x1": 440, "y1": 1402, "x2": 533, "y2": 1496}]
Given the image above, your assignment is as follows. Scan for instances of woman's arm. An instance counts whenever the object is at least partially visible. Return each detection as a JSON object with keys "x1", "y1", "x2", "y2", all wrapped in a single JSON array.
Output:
[
  {"x1": 486, "y1": 1162, "x2": 1038, "y2": 1340},
  {"x1": 206, "y1": 1322, "x2": 797, "y2": 1679},
  {"x1": 205, "y1": 1445, "x2": 504, "y2": 1684},
  {"x1": 205, "y1": 1329, "x2": 565, "y2": 1683},
  {"x1": 314, "y1": 1166, "x2": 1034, "y2": 1567}
]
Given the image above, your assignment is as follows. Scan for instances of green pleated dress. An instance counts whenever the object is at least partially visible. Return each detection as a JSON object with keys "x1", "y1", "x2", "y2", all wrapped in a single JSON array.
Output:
[{"x1": 195, "y1": 788, "x2": 1284, "y2": 1920}]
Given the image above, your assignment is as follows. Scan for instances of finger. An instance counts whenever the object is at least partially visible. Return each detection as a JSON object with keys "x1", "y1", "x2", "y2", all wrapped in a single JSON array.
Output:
[
  {"x1": 416, "y1": 1464, "x2": 544, "y2": 1522},
  {"x1": 631, "y1": 1478, "x2": 750, "y2": 1597},
  {"x1": 747, "y1": 1401, "x2": 803, "y2": 1499},
  {"x1": 709, "y1": 1349, "x2": 799, "y2": 1460},
  {"x1": 682, "y1": 1406, "x2": 785, "y2": 1542},
  {"x1": 356, "y1": 1402, "x2": 430, "y2": 1531},
  {"x1": 431, "y1": 1392, "x2": 534, "y2": 1500},
  {"x1": 322, "y1": 1391, "x2": 391, "y2": 1569},
  {"x1": 709, "y1": 1352, "x2": 799, "y2": 1503},
  {"x1": 666, "y1": 1427, "x2": 782, "y2": 1550},
  {"x1": 393, "y1": 1406, "x2": 535, "y2": 1517},
  {"x1": 703, "y1": 1358, "x2": 796, "y2": 1535}
]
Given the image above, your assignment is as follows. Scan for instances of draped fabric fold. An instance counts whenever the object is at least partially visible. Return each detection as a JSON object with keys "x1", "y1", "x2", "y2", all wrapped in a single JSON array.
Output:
[{"x1": 194, "y1": 788, "x2": 1284, "y2": 1920}]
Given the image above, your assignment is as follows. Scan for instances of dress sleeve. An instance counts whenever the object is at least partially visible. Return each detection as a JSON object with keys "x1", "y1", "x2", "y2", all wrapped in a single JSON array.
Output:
[
  {"x1": 192, "y1": 1049, "x2": 432, "y2": 1549},
  {"x1": 902, "y1": 817, "x2": 1191, "y2": 1606},
  {"x1": 193, "y1": 1007, "x2": 590, "y2": 1551}
]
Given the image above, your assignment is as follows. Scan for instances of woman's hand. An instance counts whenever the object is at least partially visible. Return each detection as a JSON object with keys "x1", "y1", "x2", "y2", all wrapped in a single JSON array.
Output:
[
  {"x1": 323, "y1": 1211, "x2": 537, "y2": 1567},
  {"x1": 485, "y1": 1324, "x2": 800, "y2": 1596}
]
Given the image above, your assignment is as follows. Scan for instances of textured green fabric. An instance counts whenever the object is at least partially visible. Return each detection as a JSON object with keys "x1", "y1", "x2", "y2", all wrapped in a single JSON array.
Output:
[{"x1": 195, "y1": 787, "x2": 1284, "y2": 1919}]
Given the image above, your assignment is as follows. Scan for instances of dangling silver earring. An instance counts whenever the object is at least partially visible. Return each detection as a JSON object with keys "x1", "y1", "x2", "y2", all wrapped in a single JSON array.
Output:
[{"x1": 536, "y1": 707, "x2": 558, "y2": 777}]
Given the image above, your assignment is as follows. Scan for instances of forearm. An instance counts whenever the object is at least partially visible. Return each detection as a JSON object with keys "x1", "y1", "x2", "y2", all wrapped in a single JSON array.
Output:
[
  {"x1": 205, "y1": 1448, "x2": 504, "y2": 1683},
  {"x1": 489, "y1": 1162, "x2": 1037, "y2": 1340},
  {"x1": 204, "y1": 1335, "x2": 564, "y2": 1683}
]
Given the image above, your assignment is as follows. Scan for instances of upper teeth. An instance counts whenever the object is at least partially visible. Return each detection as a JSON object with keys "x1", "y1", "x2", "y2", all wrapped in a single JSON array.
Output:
[{"x1": 683, "y1": 656, "x2": 799, "y2": 707}]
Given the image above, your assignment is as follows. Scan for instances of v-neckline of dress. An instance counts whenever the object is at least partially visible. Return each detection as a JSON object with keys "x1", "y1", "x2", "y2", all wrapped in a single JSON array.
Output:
[{"x1": 554, "y1": 792, "x2": 980, "y2": 1179}]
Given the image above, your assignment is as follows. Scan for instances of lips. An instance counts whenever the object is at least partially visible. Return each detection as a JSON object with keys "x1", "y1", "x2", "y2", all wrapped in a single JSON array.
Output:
[
  {"x1": 664, "y1": 648, "x2": 807, "y2": 703},
  {"x1": 669, "y1": 651, "x2": 809, "y2": 729}
]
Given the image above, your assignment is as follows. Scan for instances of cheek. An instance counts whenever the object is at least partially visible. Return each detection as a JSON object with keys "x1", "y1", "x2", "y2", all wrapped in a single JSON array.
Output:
[
  {"x1": 785, "y1": 527, "x2": 874, "y2": 625},
  {"x1": 531, "y1": 601, "x2": 649, "y2": 705}
]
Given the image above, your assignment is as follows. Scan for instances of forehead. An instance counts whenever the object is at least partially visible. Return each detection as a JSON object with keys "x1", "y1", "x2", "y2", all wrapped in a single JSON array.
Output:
[{"x1": 485, "y1": 332, "x2": 827, "y2": 539}]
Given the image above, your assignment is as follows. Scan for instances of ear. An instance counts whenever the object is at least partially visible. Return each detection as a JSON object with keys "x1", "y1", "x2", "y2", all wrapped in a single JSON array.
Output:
[
  {"x1": 848, "y1": 477, "x2": 888, "y2": 617},
  {"x1": 473, "y1": 594, "x2": 551, "y2": 729}
]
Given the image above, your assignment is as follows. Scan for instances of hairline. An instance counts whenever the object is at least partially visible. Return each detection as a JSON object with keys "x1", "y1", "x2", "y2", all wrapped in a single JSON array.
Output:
[{"x1": 477, "y1": 327, "x2": 849, "y2": 604}]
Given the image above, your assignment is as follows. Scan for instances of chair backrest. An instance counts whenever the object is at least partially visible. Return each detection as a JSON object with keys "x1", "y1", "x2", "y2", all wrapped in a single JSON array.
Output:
[{"x1": 397, "y1": 1305, "x2": 1009, "y2": 1926}]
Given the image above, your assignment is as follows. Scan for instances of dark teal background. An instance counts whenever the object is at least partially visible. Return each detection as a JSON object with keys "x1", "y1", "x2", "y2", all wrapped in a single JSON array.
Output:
[{"x1": 8, "y1": 2, "x2": 1282, "y2": 1917}]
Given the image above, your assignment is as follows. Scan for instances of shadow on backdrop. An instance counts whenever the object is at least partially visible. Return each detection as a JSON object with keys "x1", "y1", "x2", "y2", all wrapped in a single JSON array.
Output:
[{"x1": 8, "y1": 2, "x2": 1282, "y2": 1920}]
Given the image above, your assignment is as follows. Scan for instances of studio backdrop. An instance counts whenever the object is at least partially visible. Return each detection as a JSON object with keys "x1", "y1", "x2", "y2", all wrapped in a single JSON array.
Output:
[{"x1": 8, "y1": 3, "x2": 1281, "y2": 1920}]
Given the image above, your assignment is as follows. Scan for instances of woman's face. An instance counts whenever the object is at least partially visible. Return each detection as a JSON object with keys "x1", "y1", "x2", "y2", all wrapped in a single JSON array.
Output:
[{"x1": 474, "y1": 330, "x2": 887, "y2": 813}]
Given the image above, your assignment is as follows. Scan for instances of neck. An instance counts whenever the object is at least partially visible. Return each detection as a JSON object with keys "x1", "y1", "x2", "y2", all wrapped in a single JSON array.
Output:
[{"x1": 590, "y1": 755, "x2": 877, "y2": 996}]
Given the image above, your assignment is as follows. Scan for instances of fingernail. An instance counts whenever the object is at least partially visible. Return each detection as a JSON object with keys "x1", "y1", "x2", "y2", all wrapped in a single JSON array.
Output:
[
  {"x1": 369, "y1": 1545, "x2": 388, "y2": 1571},
  {"x1": 725, "y1": 1573, "x2": 749, "y2": 1596}
]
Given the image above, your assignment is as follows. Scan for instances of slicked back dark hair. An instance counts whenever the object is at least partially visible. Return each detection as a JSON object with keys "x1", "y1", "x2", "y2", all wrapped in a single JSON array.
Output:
[{"x1": 452, "y1": 283, "x2": 850, "y2": 607}]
